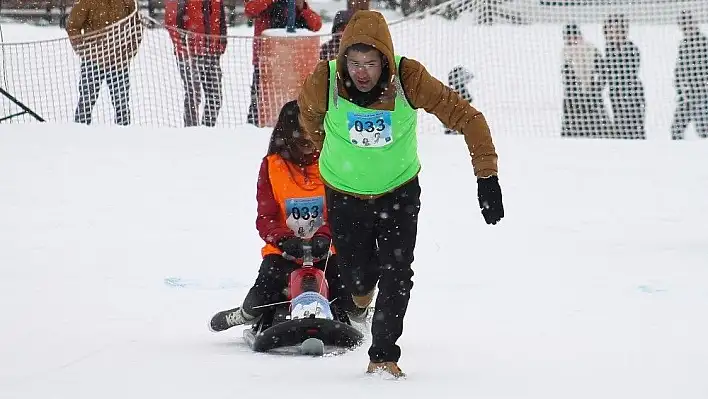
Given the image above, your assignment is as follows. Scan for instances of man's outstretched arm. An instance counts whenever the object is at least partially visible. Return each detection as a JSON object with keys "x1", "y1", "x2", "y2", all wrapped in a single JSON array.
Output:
[{"x1": 400, "y1": 57, "x2": 498, "y2": 178}]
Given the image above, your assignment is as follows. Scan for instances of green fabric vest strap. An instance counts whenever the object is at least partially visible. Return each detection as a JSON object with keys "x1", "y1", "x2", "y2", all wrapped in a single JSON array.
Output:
[{"x1": 320, "y1": 56, "x2": 420, "y2": 196}]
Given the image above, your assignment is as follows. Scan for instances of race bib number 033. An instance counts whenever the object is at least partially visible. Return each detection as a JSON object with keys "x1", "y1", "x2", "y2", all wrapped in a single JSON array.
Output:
[
  {"x1": 285, "y1": 196, "x2": 325, "y2": 239},
  {"x1": 347, "y1": 111, "x2": 393, "y2": 148}
]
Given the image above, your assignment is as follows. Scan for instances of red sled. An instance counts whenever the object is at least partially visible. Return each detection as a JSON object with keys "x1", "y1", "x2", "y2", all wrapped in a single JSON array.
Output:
[{"x1": 243, "y1": 242, "x2": 364, "y2": 356}]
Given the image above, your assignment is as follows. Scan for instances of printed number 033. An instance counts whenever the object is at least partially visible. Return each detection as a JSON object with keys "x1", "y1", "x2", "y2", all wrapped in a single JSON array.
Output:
[
  {"x1": 353, "y1": 118, "x2": 385, "y2": 133},
  {"x1": 291, "y1": 205, "x2": 320, "y2": 220}
]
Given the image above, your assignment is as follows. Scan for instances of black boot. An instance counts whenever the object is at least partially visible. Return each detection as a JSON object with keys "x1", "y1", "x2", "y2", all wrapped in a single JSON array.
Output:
[{"x1": 209, "y1": 307, "x2": 255, "y2": 332}]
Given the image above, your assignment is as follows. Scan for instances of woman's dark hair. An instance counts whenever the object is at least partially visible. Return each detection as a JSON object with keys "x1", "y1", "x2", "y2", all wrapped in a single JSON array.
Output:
[{"x1": 267, "y1": 100, "x2": 313, "y2": 166}]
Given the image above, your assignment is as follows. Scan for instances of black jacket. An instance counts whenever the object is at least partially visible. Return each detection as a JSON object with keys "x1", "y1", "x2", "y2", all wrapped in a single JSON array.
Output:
[
  {"x1": 602, "y1": 40, "x2": 644, "y2": 100},
  {"x1": 674, "y1": 32, "x2": 708, "y2": 101}
]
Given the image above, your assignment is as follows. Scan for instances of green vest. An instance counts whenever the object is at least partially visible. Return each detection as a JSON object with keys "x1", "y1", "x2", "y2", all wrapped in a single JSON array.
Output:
[{"x1": 320, "y1": 56, "x2": 420, "y2": 196}]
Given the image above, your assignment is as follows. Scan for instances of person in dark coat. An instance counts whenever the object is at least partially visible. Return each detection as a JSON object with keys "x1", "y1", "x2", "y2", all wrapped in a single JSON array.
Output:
[
  {"x1": 319, "y1": 10, "x2": 354, "y2": 61},
  {"x1": 561, "y1": 24, "x2": 611, "y2": 138},
  {"x1": 444, "y1": 65, "x2": 474, "y2": 135},
  {"x1": 671, "y1": 10, "x2": 708, "y2": 140},
  {"x1": 601, "y1": 14, "x2": 646, "y2": 139}
]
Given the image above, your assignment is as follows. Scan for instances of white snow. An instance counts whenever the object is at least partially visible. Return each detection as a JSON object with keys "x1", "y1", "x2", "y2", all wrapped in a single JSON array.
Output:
[
  {"x1": 1, "y1": 123, "x2": 707, "y2": 398},
  {"x1": 2, "y1": 5, "x2": 708, "y2": 397}
]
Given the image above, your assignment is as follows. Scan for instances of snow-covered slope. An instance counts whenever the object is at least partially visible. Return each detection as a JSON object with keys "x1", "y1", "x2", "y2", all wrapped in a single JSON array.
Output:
[{"x1": 1, "y1": 123, "x2": 707, "y2": 398}]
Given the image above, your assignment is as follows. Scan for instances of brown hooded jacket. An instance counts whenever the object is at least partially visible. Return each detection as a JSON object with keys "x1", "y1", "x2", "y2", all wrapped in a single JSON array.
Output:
[
  {"x1": 66, "y1": 0, "x2": 142, "y2": 68},
  {"x1": 297, "y1": 10, "x2": 498, "y2": 189}
]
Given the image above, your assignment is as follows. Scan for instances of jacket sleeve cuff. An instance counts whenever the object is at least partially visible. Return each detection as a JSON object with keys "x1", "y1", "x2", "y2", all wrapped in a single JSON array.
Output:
[
  {"x1": 314, "y1": 224, "x2": 331, "y2": 239},
  {"x1": 266, "y1": 228, "x2": 294, "y2": 246}
]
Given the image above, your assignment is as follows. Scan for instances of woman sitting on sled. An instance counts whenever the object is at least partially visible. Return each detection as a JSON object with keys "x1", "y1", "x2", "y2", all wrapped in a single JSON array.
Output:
[{"x1": 210, "y1": 100, "x2": 362, "y2": 332}]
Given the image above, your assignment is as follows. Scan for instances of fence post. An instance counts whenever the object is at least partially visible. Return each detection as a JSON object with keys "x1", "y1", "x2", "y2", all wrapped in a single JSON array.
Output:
[
  {"x1": 286, "y1": 0, "x2": 296, "y2": 33},
  {"x1": 59, "y1": 0, "x2": 67, "y2": 28},
  {"x1": 148, "y1": 0, "x2": 156, "y2": 19}
]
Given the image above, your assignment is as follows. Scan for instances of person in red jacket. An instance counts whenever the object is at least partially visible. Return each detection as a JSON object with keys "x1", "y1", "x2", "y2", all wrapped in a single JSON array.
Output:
[
  {"x1": 209, "y1": 100, "x2": 362, "y2": 332},
  {"x1": 165, "y1": 0, "x2": 227, "y2": 127},
  {"x1": 245, "y1": 0, "x2": 322, "y2": 125}
]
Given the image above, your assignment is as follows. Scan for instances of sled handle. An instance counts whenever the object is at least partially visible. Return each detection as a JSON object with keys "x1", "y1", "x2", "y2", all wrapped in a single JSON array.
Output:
[
  {"x1": 281, "y1": 239, "x2": 315, "y2": 267},
  {"x1": 302, "y1": 242, "x2": 314, "y2": 267}
]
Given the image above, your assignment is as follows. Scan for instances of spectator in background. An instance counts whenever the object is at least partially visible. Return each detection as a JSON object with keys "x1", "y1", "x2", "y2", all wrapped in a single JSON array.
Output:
[
  {"x1": 245, "y1": 0, "x2": 322, "y2": 125},
  {"x1": 561, "y1": 24, "x2": 610, "y2": 138},
  {"x1": 444, "y1": 66, "x2": 474, "y2": 135},
  {"x1": 601, "y1": 14, "x2": 646, "y2": 139},
  {"x1": 66, "y1": 0, "x2": 142, "y2": 126},
  {"x1": 320, "y1": 10, "x2": 354, "y2": 61},
  {"x1": 347, "y1": 0, "x2": 370, "y2": 11},
  {"x1": 671, "y1": 10, "x2": 708, "y2": 140},
  {"x1": 476, "y1": 0, "x2": 524, "y2": 25},
  {"x1": 165, "y1": 0, "x2": 227, "y2": 127}
]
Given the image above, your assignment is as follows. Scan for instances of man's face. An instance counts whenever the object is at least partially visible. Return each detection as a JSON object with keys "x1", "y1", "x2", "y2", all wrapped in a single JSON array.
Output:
[{"x1": 346, "y1": 49, "x2": 383, "y2": 93}]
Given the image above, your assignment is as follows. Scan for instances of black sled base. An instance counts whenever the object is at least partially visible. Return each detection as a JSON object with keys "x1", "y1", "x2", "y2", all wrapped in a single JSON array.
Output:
[{"x1": 243, "y1": 317, "x2": 364, "y2": 355}]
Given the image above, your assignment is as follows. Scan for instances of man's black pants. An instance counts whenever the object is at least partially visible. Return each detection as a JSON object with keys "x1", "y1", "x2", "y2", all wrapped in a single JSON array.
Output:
[
  {"x1": 610, "y1": 93, "x2": 646, "y2": 139},
  {"x1": 671, "y1": 99, "x2": 708, "y2": 140},
  {"x1": 176, "y1": 53, "x2": 223, "y2": 127},
  {"x1": 326, "y1": 177, "x2": 421, "y2": 363},
  {"x1": 74, "y1": 60, "x2": 131, "y2": 125},
  {"x1": 246, "y1": 68, "x2": 261, "y2": 126}
]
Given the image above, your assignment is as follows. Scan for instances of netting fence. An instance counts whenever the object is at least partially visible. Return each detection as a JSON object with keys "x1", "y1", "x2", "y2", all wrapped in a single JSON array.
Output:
[{"x1": 1, "y1": 0, "x2": 707, "y2": 139}]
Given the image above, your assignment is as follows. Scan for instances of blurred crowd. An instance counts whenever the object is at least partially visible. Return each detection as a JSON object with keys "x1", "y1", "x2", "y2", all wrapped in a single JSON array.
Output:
[
  {"x1": 64, "y1": 0, "x2": 358, "y2": 127},
  {"x1": 561, "y1": 11, "x2": 708, "y2": 140},
  {"x1": 62, "y1": 0, "x2": 708, "y2": 139}
]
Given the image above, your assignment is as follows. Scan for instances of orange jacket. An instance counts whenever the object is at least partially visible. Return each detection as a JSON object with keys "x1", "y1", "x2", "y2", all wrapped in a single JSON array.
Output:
[{"x1": 257, "y1": 154, "x2": 333, "y2": 258}]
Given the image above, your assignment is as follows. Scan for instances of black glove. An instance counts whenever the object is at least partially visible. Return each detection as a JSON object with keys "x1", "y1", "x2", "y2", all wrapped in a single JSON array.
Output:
[
  {"x1": 311, "y1": 235, "x2": 331, "y2": 258},
  {"x1": 278, "y1": 236, "x2": 304, "y2": 258},
  {"x1": 477, "y1": 175, "x2": 504, "y2": 225}
]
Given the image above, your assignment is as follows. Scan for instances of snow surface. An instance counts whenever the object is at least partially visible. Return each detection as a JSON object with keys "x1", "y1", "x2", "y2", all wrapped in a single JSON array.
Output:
[
  {"x1": 2, "y1": 6, "x2": 708, "y2": 396},
  {"x1": 1, "y1": 123, "x2": 707, "y2": 398}
]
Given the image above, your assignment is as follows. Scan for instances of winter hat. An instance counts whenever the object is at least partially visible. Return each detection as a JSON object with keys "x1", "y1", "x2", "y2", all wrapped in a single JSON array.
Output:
[
  {"x1": 564, "y1": 23, "x2": 581, "y2": 38},
  {"x1": 678, "y1": 9, "x2": 693, "y2": 26},
  {"x1": 448, "y1": 66, "x2": 473, "y2": 86}
]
